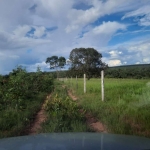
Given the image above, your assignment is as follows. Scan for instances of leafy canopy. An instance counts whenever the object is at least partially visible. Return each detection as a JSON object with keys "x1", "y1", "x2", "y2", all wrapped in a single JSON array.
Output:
[
  {"x1": 69, "y1": 47, "x2": 107, "y2": 78},
  {"x1": 46, "y1": 56, "x2": 66, "y2": 69}
]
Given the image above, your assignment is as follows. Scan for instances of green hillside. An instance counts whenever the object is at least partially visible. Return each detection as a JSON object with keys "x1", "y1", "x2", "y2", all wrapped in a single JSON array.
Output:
[{"x1": 105, "y1": 64, "x2": 150, "y2": 79}]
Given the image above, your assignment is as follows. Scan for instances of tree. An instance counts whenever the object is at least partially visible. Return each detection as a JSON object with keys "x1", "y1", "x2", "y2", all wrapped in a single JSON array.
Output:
[
  {"x1": 58, "y1": 56, "x2": 66, "y2": 68},
  {"x1": 46, "y1": 56, "x2": 66, "y2": 78},
  {"x1": 69, "y1": 48, "x2": 107, "y2": 79},
  {"x1": 9, "y1": 65, "x2": 26, "y2": 76}
]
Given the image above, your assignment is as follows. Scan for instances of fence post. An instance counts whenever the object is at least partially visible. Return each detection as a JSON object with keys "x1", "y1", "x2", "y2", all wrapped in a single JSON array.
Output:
[
  {"x1": 71, "y1": 76, "x2": 73, "y2": 86},
  {"x1": 68, "y1": 77, "x2": 70, "y2": 86},
  {"x1": 84, "y1": 74, "x2": 86, "y2": 93},
  {"x1": 101, "y1": 70, "x2": 104, "y2": 101},
  {"x1": 76, "y1": 75, "x2": 78, "y2": 89}
]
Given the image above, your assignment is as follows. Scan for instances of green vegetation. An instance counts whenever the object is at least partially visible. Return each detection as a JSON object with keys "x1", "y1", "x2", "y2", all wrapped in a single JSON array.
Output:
[
  {"x1": 105, "y1": 64, "x2": 150, "y2": 79},
  {"x1": 41, "y1": 82, "x2": 90, "y2": 133},
  {"x1": 46, "y1": 56, "x2": 66, "y2": 69},
  {"x1": 0, "y1": 66, "x2": 54, "y2": 138},
  {"x1": 64, "y1": 78, "x2": 150, "y2": 137},
  {"x1": 69, "y1": 48, "x2": 107, "y2": 79},
  {"x1": 45, "y1": 56, "x2": 66, "y2": 79},
  {"x1": 1, "y1": 63, "x2": 150, "y2": 138}
]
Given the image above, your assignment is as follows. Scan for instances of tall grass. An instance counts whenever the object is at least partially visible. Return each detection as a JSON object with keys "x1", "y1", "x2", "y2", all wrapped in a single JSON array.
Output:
[{"x1": 64, "y1": 78, "x2": 150, "y2": 137}]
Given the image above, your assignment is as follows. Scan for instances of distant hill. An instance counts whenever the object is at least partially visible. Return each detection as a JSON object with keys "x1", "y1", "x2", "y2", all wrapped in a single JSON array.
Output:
[
  {"x1": 105, "y1": 64, "x2": 150, "y2": 79},
  {"x1": 109, "y1": 64, "x2": 150, "y2": 69}
]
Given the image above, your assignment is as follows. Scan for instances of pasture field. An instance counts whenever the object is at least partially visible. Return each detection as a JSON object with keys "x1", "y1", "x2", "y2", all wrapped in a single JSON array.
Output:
[{"x1": 64, "y1": 78, "x2": 150, "y2": 137}]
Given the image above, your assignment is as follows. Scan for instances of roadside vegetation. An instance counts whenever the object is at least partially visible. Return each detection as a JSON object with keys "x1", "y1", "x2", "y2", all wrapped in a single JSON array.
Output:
[
  {"x1": 64, "y1": 78, "x2": 150, "y2": 137},
  {"x1": 0, "y1": 66, "x2": 54, "y2": 138}
]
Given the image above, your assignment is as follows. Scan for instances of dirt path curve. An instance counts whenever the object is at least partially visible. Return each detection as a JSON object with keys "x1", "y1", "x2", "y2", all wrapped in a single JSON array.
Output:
[
  {"x1": 67, "y1": 88, "x2": 107, "y2": 133},
  {"x1": 28, "y1": 94, "x2": 51, "y2": 135}
]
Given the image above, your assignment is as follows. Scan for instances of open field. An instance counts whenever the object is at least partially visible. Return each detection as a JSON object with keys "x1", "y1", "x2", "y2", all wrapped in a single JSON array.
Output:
[{"x1": 64, "y1": 78, "x2": 150, "y2": 137}]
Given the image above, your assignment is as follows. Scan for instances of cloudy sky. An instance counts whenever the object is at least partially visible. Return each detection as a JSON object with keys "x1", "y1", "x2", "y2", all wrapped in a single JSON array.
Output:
[{"x1": 0, "y1": 0, "x2": 150, "y2": 74}]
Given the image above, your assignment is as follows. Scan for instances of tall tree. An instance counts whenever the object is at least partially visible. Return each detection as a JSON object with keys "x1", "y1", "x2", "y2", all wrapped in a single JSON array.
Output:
[
  {"x1": 46, "y1": 56, "x2": 59, "y2": 69},
  {"x1": 69, "y1": 48, "x2": 107, "y2": 79},
  {"x1": 58, "y1": 56, "x2": 66, "y2": 68},
  {"x1": 46, "y1": 56, "x2": 66, "y2": 78}
]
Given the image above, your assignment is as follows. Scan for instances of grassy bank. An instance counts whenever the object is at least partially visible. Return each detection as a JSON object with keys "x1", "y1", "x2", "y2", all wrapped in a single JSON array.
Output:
[{"x1": 64, "y1": 78, "x2": 150, "y2": 137}]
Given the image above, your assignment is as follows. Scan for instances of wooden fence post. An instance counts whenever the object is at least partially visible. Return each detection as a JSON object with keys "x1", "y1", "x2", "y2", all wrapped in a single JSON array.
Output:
[
  {"x1": 84, "y1": 74, "x2": 86, "y2": 93},
  {"x1": 101, "y1": 70, "x2": 104, "y2": 101}
]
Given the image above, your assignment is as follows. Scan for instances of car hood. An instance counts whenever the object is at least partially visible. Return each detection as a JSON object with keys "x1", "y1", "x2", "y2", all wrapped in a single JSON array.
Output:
[{"x1": 0, "y1": 133, "x2": 150, "y2": 150}]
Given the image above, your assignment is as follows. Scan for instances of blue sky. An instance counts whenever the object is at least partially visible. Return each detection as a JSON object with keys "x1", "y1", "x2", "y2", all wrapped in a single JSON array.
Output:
[{"x1": 0, "y1": 0, "x2": 150, "y2": 74}]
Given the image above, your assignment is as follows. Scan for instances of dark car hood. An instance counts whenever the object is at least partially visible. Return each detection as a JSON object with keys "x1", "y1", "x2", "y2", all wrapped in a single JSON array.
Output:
[{"x1": 0, "y1": 133, "x2": 150, "y2": 150}]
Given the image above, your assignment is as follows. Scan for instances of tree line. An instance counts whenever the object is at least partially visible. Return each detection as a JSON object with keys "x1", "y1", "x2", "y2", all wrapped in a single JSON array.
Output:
[
  {"x1": 53, "y1": 64, "x2": 150, "y2": 79},
  {"x1": 105, "y1": 64, "x2": 150, "y2": 79}
]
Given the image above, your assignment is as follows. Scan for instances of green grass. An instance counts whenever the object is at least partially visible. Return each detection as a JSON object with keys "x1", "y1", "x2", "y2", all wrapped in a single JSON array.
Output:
[{"x1": 64, "y1": 78, "x2": 150, "y2": 137}]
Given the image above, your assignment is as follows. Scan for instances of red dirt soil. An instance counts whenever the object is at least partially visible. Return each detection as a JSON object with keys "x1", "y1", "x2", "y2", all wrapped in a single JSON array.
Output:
[
  {"x1": 68, "y1": 89, "x2": 107, "y2": 133},
  {"x1": 28, "y1": 94, "x2": 51, "y2": 135},
  {"x1": 27, "y1": 86, "x2": 107, "y2": 135}
]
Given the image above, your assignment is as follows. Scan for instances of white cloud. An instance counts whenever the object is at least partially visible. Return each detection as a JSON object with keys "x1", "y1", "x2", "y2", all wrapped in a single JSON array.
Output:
[
  {"x1": 109, "y1": 50, "x2": 122, "y2": 58},
  {"x1": 128, "y1": 40, "x2": 150, "y2": 57},
  {"x1": 143, "y1": 58, "x2": 150, "y2": 63},
  {"x1": 122, "y1": 5, "x2": 150, "y2": 26},
  {"x1": 122, "y1": 5, "x2": 150, "y2": 19},
  {"x1": 93, "y1": 21, "x2": 126, "y2": 35},
  {"x1": 140, "y1": 14, "x2": 150, "y2": 26},
  {"x1": 77, "y1": 21, "x2": 126, "y2": 47},
  {"x1": 104, "y1": 38, "x2": 150, "y2": 66},
  {"x1": 23, "y1": 61, "x2": 49, "y2": 72},
  {"x1": 66, "y1": 0, "x2": 143, "y2": 32},
  {"x1": 0, "y1": 30, "x2": 51, "y2": 50},
  {"x1": 13, "y1": 25, "x2": 47, "y2": 38},
  {"x1": 13, "y1": 25, "x2": 31, "y2": 37},
  {"x1": 108, "y1": 59, "x2": 122, "y2": 66},
  {"x1": 135, "y1": 62, "x2": 141, "y2": 64},
  {"x1": 33, "y1": 26, "x2": 46, "y2": 38},
  {"x1": 34, "y1": 0, "x2": 73, "y2": 28}
]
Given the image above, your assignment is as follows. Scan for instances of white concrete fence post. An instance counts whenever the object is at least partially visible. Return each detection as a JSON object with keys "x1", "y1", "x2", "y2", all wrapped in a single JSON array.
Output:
[
  {"x1": 76, "y1": 75, "x2": 78, "y2": 89},
  {"x1": 84, "y1": 74, "x2": 86, "y2": 93},
  {"x1": 101, "y1": 70, "x2": 104, "y2": 101}
]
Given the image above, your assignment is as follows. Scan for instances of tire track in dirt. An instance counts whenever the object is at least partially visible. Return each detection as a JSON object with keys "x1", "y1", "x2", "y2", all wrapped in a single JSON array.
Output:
[
  {"x1": 28, "y1": 94, "x2": 51, "y2": 135},
  {"x1": 67, "y1": 88, "x2": 107, "y2": 133}
]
